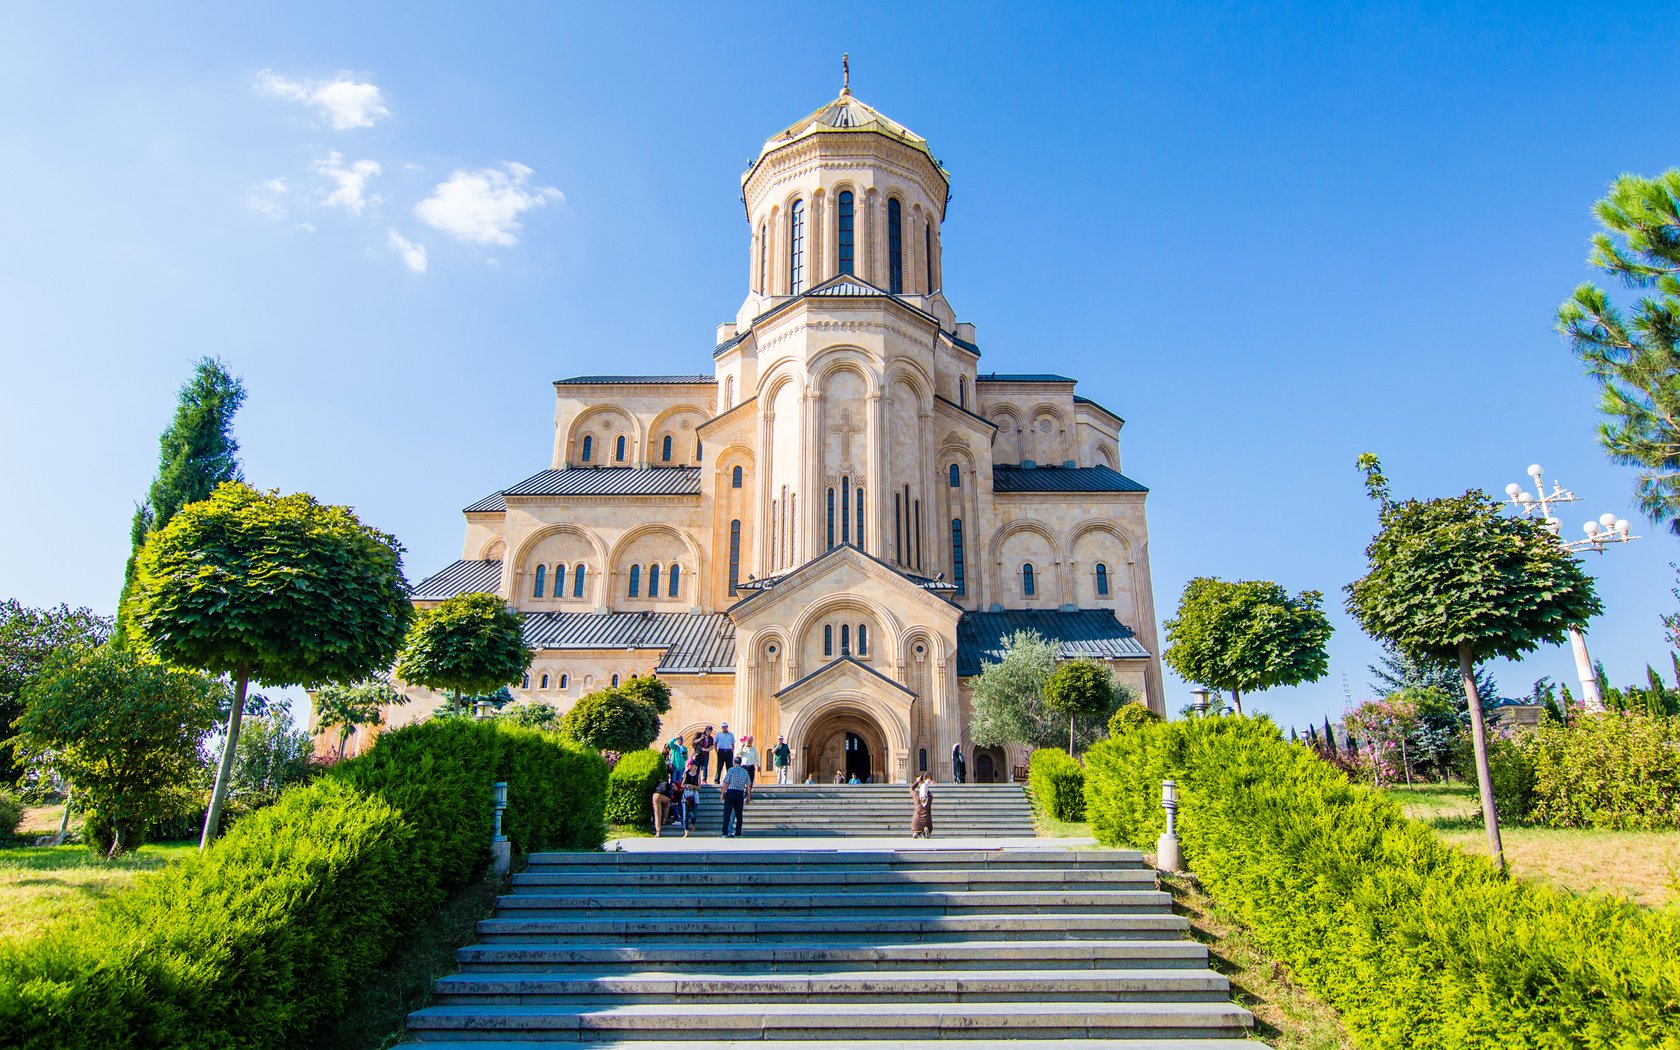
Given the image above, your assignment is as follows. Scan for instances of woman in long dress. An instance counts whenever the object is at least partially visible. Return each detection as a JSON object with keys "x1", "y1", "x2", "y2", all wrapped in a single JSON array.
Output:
[{"x1": 910, "y1": 774, "x2": 934, "y2": 838}]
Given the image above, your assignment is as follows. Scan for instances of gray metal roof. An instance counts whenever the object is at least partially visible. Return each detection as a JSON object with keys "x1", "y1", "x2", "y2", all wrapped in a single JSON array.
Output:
[
  {"x1": 522, "y1": 611, "x2": 736, "y2": 673},
  {"x1": 466, "y1": 468, "x2": 703, "y2": 511},
  {"x1": 976, "y1": 373, "x2": 1076, "y2": 383},
  {"x1": 1073, "y1": 394, "x2": 1126, "y2": 425},
  {"x1": 993, "y1": 464, "x2": 1148, "y2": 494},
  {"x1": 412, "y1": 559, "x2": 503, "y2": 601},
  {"x1": 957, "y1": 609, "x2": 1151, "y2": 676},
  {"x1": 553, "y1": 375, "x2": 714, "y2": 385}
]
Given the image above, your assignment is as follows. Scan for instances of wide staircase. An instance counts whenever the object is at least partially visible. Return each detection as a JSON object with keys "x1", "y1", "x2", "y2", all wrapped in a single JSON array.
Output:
[
  {"x1": 686, "y1": 782, "x2": 1038, "y2": 837},
  {"x1": 402, "y1": 847, "x2": 1260, "y2": 1046}
]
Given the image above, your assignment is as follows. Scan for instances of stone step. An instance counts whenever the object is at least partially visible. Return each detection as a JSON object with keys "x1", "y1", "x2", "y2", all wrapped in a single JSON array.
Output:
[
  {"x1": 431, "y1": 967, "x2": 1231, "y2": 1005},
  {"x1": 524, "y1": 850, "x2": 1144, "y2": 868},
  {"x1": 492, "y1": 889, "x2": 1173, "y2": 917},
  {"x1": 454, "y1": 938, "x2": 1213, "y2": 973},
  {"x1": 510, "y1": 868, "x2": 1159, "y2": 890},
  {"x1": 404, "y1": 1001, "x2": 1254, "y2": 1040},
  {"x1": 476, "y1": 913, "x2": 1191, "y2": 943},
  {"x1": 409, "y1": 1040, "x2": 1265, "y2": 1049}
]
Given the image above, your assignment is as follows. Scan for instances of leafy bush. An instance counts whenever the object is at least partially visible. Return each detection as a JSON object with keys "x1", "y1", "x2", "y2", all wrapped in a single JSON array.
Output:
[
  {"x1": 1084, "y1": 716, "x2": 1680, "y2": 1047},
  {"x1": 604, "y1": 749, "x2": 666, "y2": 827},
  {"x1": 1107, "y1": 701, "x2": 1160, "y2": 737},
  {"x1": 0, "y1": 718, "x2": 606, "y2": 1050},
  {"x1": 560, "y1": 686, "x2": 661, "y2": 752},
  {"x1": 1500, "y1": 712, "x2": 1680, "y2": 829},
  {"x1": 0, "y1": 789, "x2": 24, "y2": 836},
  {"x1": 1028, "y1": 748, "x2": 1085, "y2": 821}
]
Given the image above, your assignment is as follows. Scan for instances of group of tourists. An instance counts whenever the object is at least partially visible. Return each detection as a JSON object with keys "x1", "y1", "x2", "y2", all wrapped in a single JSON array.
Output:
[{"x1": 652, "y1": 723, "x2": 794, "y2": 837}]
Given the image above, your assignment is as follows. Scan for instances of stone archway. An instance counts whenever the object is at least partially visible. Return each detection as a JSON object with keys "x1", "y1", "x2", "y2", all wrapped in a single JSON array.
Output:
[
  {"x1": 800, "y1": 706, "x2": 890, "y2": 784},
  {"x1": 973, "y1": 745, "x2": 1007, "y2": 784}
]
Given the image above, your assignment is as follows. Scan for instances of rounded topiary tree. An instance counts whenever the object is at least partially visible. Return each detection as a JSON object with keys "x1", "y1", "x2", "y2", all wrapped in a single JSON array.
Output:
[
  {"x1": 1345, "y1": 454, "x2": 1601, "y2": 872},
  {"x1": 1107, "y1": 701, "x2": 1161, "y2": 737},
  {"x1": 1043, "y1": 659, "x2": 1119, "y2": 757},
  {"x1": 1163, "y1": 577, "x2": 1333, "y2": 716},
  {"x1": 394, "y1": 592, "x2": 531, "y2": 717},
  {"x1": 132, "y1": 482, "x2": 412, "y2": 847},
  {"x1": 560, "y1": 687, "x2": 662, "y2": 753}
]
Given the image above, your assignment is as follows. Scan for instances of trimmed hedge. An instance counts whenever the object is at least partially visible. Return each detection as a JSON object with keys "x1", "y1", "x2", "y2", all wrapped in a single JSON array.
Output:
[
  {"x1": 1084, "y1": 716, "x2": 1680, "y2": 1048},
  {"x1": 0, "y1": 718, "x2": 607, "y2": 1050},
  {"x1": 604, "y1": 749, "x2": 666, "y2": 827},
  {"x1": 1499, "y1": 712, "x2": 1680, "y2": 830},
  {"x1": 1028, "y1": 747, "x2": 1085, "y2": 821}
]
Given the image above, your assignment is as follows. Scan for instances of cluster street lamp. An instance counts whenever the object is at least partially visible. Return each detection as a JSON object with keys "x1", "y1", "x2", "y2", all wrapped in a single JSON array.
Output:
[{"x1": 1502, "y1": 463, "x2": 1636, "y2": 714}]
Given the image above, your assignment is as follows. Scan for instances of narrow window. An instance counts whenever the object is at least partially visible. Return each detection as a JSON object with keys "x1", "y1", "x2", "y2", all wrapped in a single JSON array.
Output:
[
  {"x1": 924, "y1": 220, "x2": 933, "y2": 291},
  {"x1": 840, "y1": 624, "x2": 850, "y2": 655},
  {"x1": 958, "y1": 376, "x2": 967, "y2": 409},
  {"x1": 841, "y1": 477, "x2": 850, "y2": 545},
  {"x1": 728, "y1": 519, "x2": 742, "y2": 596},
  {"x1": 669, "y1": 563, "x2": 681, "y2": 598},
  {"x1": 770, "y1": 499, "x2": 778, "y2": 567},
  {"x1": 559, "y1": 673, "x2": 568, "y2": 689},
  {"x1": 919, "y1": 747, "x2": 928, "y2": 772},
  {"x1": 615, "y1": 435, "x2": 626, "y2": 462},
  {"x1": 573, "y1": 565, "x2": 586, "y2": 598},
  {"x1": 856, "y1": 487, "x2": 865, "y2": 552},
  {"x1": 1023, "y1": 562, "x2": 1036, "y2": 597},
  {"x1": 533, "y1": 564, "x2": 546, "y2": 598},
  {"x1": 522, "y1": 674, "x2": 529, "y2": 688},
  {"x1": 903, "y1": 484, "x2": 911, "y2": 563},
  {"x1": 628, "y1": 564, "x2": 640, "y2": 598},
  {"x1": 824, "y1": 624, "x2": 833, "y2": 657},
  {"x1": 696, "y1": 439, "x2": 702, "y2": 461},
  {"x1": 758, "y1": 223, "x2": 767, "y2": 293},
  {"x1": 894, "y1": 492, "x2": 903, "y2": 563},
  {"x1": 581, "y1": 435, "x2": 593, "y2": 462},
  {"x1": 887, "y1": 199, "x2": 903, "y2": 293},
  {"x1": 555, "y1": 563, "x2": 566, "y2": 597},
  {"x1": 732, "y1": 465, "x2": 743, "y2": 488},
  {"x1": 949, "y1": 463, "x2": 960, "y2": 488},
  {"x1": 540, "y1": 673, "x2": 549, "y2": 689},
  {"x1": 789, "y1": 199, "x2": 806, "y2": 294},
  {"x1": 837, "y1": 190, "x2": 855, "y2": 275},
  {"x1": 612, "y1": 674, "x2": 620, "y2": 687},
  {"x1": 726, "y1": 376, "x2": 735, "y2": 407},
  {"x1": 951, "y1": 518, "x2": 966, "y2": 596},
  {"x1": 648, "y1": 563, "x2": 661, "y2": 596},
  {"x1": 858, "y1": 624, "x2": 868, "y2": 656},
  {"x1": 662, "y1": 435, "x2": 673, "y2": 462},
  {"x1": 1096, "y1": 562, "x2": 1110, "y2": 596},
  {"x1": 826, "y1": 488, "x2": 835, "y2": 550},
  {"x1": 914, "y1": 498, "x2": 922, "y2": 569}
]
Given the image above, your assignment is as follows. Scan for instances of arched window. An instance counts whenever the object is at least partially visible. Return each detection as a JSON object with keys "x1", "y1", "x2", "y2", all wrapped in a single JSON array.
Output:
[
  {"x1": 521, "y1": 674, "x2": 529, "y2": 689},
  {"x1": 841, "y1": 476, "x2": 851, "y2": 545},
  {"x1": 840, "y1": 624, "x2": 850, "y2": 655},
  {"x1": 559, "y1": 674, "x2": 568, "y2": 689},
  {"x1": 581, "y1": 435, "x2": 593, "y2": 463},
  {"x1": 555, "y1": 563, "x2": 566, "y2": 597},
  {"x1": 837, "y1": 190, "x2": 855, "y2": 275},
  {"x1": 732, "y1": 465, "x2": 743, "y2": 489},
  {"x1": 824, "y1": 624, "x2": 833, "y2": 657},
  {"x1": 758, "y1": 223, "x2": 767, "y2": 294},
  {"x1": 725, "y1": 376, "x2": 735, "y2": 408},
  {"x1": 857, "y1": 624, "x2": 868, "y2": 656},
  {"x1": 615, "y1": 435, "x2": 626, "y2": 462},
  {"x1": 919, "y1": 748, "x2": 927, "y2": 772},
  {"x1": 668, "y1": 563, "x2": 681, "y2": 598},
  {"x1": 628, "y1": 564, "x2": 640, "y2": 598},
  {"x1": 662, "y1": 435, "x2": 673, "y2": 462},
  {"x1": 1096, "y1": 562, "x2": 1110, "y2": 596},
  {"x1": 540, "y1": 673, "x2": 549, "y2": 689},
  {"x1": 949, "y1": 464, "x2": 961, "y2": 488},
  {"x1": 951, "y1": 518, "x2": 966, "y2": 596},
  {"x1": 788, "y1": 199, "x2": 806, "y2": 294},
  {"x1": 887, "y1": 198, "x2": 903, "y2": 293},
  {"x1": 826, "y1": 487, "x2": 836, "y2": 550},
  {"x1": 1023, "y1": 562, "x2": 1036, "y2": 597},
  {"x1": 532, "y1": 564, "x2": 546, "y2": 598},
  {"x1": 958, "y1": 376, "x2": 968, "y2": 408},
  {"x1": 728, "y1": 520, "x2": 742, "y2": 596},
  {"x1": 648, "y1": 563, "x2": 661, "y2": 597},
  {"x1": 924, "y1": 219, "x2": 933, "y2": 291},
  {"x1": 612, "y1": 674, "x2": 620, "y2": 687},
  {"x1": 695, "y1": 439, "x2": 702, "y2": 461},
  {"x1": 856, "y1": 486, "x2": 865, "y2": 553},
  {"x1": 573, "y1": 564, "x2": 587, "y2": 598}
]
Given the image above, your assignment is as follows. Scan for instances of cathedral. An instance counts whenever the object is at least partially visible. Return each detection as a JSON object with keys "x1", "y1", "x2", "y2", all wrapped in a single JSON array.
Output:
[{"x1": 394, "y1": 83, "x2": 1165, "y2": 784}]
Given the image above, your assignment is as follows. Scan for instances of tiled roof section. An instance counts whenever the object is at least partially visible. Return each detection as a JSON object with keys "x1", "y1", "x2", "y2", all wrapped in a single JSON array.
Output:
[
  {"x1": 553, "y1": 375, "x2": 714, "y2": 385},
  {"x1": 805, "y1": 276, "x2": 883, "y2": 297},
  {"x1": 993, "y1": 464, "x2": 1148, "y2": 494},
  {"x1": 977, "y1": 373, "x2": 1076, "y2": 383},
  {"x1": 412, "y1": 560, "x2": 503, "y2": 601},
  {"x1": 1074, "y1": 394, "x2": 1126, "y2": 425},
  {"x1": 522, "y1": 611, "x2": 736, "y2": 673},
  {"x1": 465, "y1": 467, "x2": 704, "y2": 512},
  {"x1": 957, "y1": 609, "x2": 1151, "y2": 677},
  {"x1": 464, "y1": 491, "x2": 508, "y2": 513}
]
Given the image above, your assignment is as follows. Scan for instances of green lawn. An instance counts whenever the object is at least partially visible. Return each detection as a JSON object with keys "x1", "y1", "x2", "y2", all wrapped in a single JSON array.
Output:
[
  {"x1": 1382, "y1": 782, "x2": 1680, "y2": 906},
  {"x1": 0, "y1": 840, "x2": 197, "y2": 944}
]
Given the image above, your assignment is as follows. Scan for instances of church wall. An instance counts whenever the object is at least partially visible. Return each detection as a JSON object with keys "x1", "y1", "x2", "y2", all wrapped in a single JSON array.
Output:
[
  {"x1": 552, "y1": 386, "x2": 718, "y2": 469},
  {"x1": 461, "y1": 513, "x2": 505, "y2": 560},
  {"x1": 499, "y1": 499, "x2": 708, "y2": 613}
]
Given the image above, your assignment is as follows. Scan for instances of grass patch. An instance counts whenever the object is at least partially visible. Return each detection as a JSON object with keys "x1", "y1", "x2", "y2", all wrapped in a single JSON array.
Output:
[
  {"x1": 1161, "y1": 870, "x2": 1354, "y2": 1050},
  {"x1": 606, "y1": 823, "x2": 654, "y2": 840},
  {"x1": 0, "y1": 840, "x2": 196, "y2": 944},
  {"x1": 1383, "y1": 782, "x2": 1680, "y2": 906},
  {"x1": 313, "y1": 865, "x2": 506, "y2": 1050},
  {"x1": 1034, "y1": 810, "x2": 1093, "y2": 839}
]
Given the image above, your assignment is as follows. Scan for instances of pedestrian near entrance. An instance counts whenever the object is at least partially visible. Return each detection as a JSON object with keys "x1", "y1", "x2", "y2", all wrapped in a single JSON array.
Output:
[
  {"x1": 664, "y1": 734, "x2": 688, "y2": 780},
  {"x1": 911, "y1": 773, "x2": 934, "y2": 838},
  {"x1": 772, "y1": 735, "x2": 792, "y2": 784},
  {"x1": 833, "y1": 770, "x2": 845, "y2": 784},
  {"x1": 714, "y1": 722, "x2": 736, "y2": 783},
  {"x1": 651, "y1": 775, "x2": 676, "y2": 837},
  {"x1": 951, "y1": 743, "x2": 967, "y2": 784},
  {"x1": 693, "y1": 726, "x2": 714, "y2": 783},
  {"x1": 681, "y1": 759, "x2": 703, "y2": 837},
  {"x1": 738, "y1": 736, "x2": 760, "y2": 799},
  {"x1": 720, "y1": 756, "x2": 752, "y2": 836}
]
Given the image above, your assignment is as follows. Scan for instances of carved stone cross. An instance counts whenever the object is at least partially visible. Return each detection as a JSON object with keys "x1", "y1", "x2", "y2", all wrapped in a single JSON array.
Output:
[{"x1": 829, "y1": 408, "x2": 864, "y2": 471}]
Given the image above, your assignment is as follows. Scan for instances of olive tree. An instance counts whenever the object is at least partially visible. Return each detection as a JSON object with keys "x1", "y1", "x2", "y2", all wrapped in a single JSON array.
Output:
[
  {"x1": 131, "y1": 482, "x2": 412, "y2": 847},
  {"x1": 1345, "y1": 454, "x2": 1600, "y2": 872},
  {"x1": 394, "y1": 592, "x2": 531, "y2": 717},
  {"x1": 1163, "y1": 577, "x2": 1333, "y2": 715}
]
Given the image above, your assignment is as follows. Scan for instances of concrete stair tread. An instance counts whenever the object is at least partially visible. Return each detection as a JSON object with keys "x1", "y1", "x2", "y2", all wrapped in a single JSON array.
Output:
[
  {"x1": 405, "y1": 1041, "x2": 1266, "y2": 1049},
  {"x1": 513, "y1": 870, "x2": 1156, "y2": 885},
  {"x1": 527, "y1": 849, "x2": 1144, "y2": 864},
  {"x1": 407, "y1": 999, "x2": 1255, "y2": 1028},
  {"x1": 457, "y1": 937, "x2": 1211, "y2": 965},
  {"x1": 497, "y1": 889, "x2": 1172, "y2": 907},
  {"x1": 477, "y1": 915, "x2": 1191, "y2": 936},
  {"x1": 435, "y1": 966, "x2": 1229, "y2": 992}
]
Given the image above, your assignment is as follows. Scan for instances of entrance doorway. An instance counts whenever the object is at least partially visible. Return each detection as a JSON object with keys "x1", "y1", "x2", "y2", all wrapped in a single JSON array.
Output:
[
  {"x1": 801, "y1": 706, "x2": 891, "y2": 783},
  {"x1": 974, "y1": 745, "x2": 1006, "y2": 783},
  {"x1": 844, "y1": 732, "x2": 871, "y2": 782}
]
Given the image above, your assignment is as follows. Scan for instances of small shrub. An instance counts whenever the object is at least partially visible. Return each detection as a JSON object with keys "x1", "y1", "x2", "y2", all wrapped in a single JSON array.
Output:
[
  {"x1": 604, "y1": 750, "x2": 666, "y2": 828},
  {"x1": 1107, "y1": 701, "x2": 1160, "y2": 737},
  {"x1": 559, "y1": 687, "x2": 660, "y2": 753},
  {"x1": 1524, "y1": 711, "x2": 1680, "y2": 829},
  {"x1": 0, "y1": 789, "x2": 24, "y2": 836},
  {"x1": 1028, "y1": 747, "x2": 1086, "y2": 822}
]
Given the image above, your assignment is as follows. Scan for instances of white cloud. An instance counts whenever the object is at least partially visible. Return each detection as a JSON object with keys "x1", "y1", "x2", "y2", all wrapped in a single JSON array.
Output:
[
  {"x1": 245, "y1": 176, "x2": 289, "y2": 219},
  {"x1": 315, "y1": 152, "x2": 381, "y2": 214},
  {"x1": 387, "y1": 228, "x2": 428, "y2": 274},
  {"x1": 414, "y1": 162, "x2": 562, "y2": 247},
  {"x1": 255, "y1": 70, "x2": 390, "y2": 130}
]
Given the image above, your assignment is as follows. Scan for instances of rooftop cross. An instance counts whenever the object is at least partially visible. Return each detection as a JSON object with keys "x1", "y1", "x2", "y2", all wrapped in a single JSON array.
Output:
[{"x1": 842, "y1": 53, "x2": 850, "y2": 95}]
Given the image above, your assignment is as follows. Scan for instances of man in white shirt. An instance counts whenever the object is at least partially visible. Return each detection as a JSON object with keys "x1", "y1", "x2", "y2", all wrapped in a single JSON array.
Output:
[
  {"x1": 719, "y1": 756, "x2": 752, "y2": 836},
  {"x1": 714, "y1": 722, "x2": 736, "y2": 783}
]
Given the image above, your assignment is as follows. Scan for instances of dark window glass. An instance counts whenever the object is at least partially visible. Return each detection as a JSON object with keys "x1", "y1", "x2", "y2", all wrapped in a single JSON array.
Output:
[
  {"x1": 662, "y1": 435, "x2": 673, "y2": 462},
  {"x1": 648, "y1": 563, "x2": 661, "y2": 596},
  {"x1": 696, "y1": 439, "x2": 702, "y2": 461},
  {"x1": 837, "y1": 190, "x2": 855, "y2": 275},
  {"x1": 887, "y1": 199, "x2": 903, "y2": 293},
  {"x1": 555, "y1": 564, "x2": 566, "y2": 596},
  {"x1": 533, "y1": 564, "x2": 546, "y2": 598},
  {"x1": 573, "y1": 565, "x2": 586, "y2": 598},
  {"x1": 840, "y1": 624, "x2": 850, "y2": 655},
  {"x1": 1023, "y1": 562, "x2": 1036, "y2": 597},
  {"x1": 728, "y1": 519, "x2": 742, "y2": 596},
  {"x1": 826, "y1": 488, "x2": 835, "y2": 550},
  {"x1": 856, "y1": 487, "x2": 864, "y2": 552},
  {"x1": 732, "y1": 465, "x2": 743, "y2": 488},
  {"x1": 615, "y1": 435, "x2": 626, "y2": 462},
  {"x1": 581, "y1": 435, "x2": 592, "y2": 462},
  {"x1": 949, "y1": 463, "x2": 960, "y2": 488},
  {"x1": 612, "y1": 674, "x2": 619, "y2": 687},
  {"x1": 522, "y1": 674, "x2": 529, "y2": 689},
  {"x1": 758, "y1": 224, "x2": 767, "y2": 293},
  {"x1": 789, "y1": 199, "x2": 806, "y2": 294},
  {"x1": 919, "y1": 747, "x2": 928, "y2": 772},
  {"x1": 894, "y1": 492, "x2": 902, "y2": 563},
  {"x1": 628, "y1": 564, "x2": 640, "y2": 598},
  {"x1": 914, "y1": 498, "x2": 922, "y2": 569},
  {"x1": 540, "y1": 674, "x2": 548, "y2": 689},
  {"x1": 924, "y1": 220, "x2": 933, "y2": 290},
  {"x1": 1096, "y1": 563, "x2": 1109, "y2": 596},
  {"x1": 951, "y1": 518, "x2": 966, "y2": 596},
  {"x1": 669, "y1": 564, "x2": 681, "y2": 597},
  {"x1": 858, "y1": 624, "x2": 868, "y2": 656},
  {"x1": 824, "y1": 624, "x2": 833, "y2": 657},
  {"x1": 560, "y1": 674, "x2": 568, "y2": 689},
  {"x1": 959, "y1": 377, "x2": 967, "y2": 408},
  {"x1": 841, "y1": 477, "x2": 850, "y2": 544}
]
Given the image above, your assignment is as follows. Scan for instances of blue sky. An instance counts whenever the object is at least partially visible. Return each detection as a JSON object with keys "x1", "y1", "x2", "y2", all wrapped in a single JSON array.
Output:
[{"x1": 3, "y1": 2, "x2": 1676, "y2": 731}]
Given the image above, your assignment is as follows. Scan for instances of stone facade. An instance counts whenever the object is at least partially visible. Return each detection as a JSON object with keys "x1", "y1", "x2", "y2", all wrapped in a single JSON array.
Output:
[{"x1": 376, "y1": 88, "x2": 1164, "y2": 782}]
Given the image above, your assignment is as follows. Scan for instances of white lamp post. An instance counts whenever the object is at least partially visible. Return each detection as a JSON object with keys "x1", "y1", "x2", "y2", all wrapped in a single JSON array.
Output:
[{"x1": 1502, "y1": 463, "x2": 1636, "y2": 714}]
